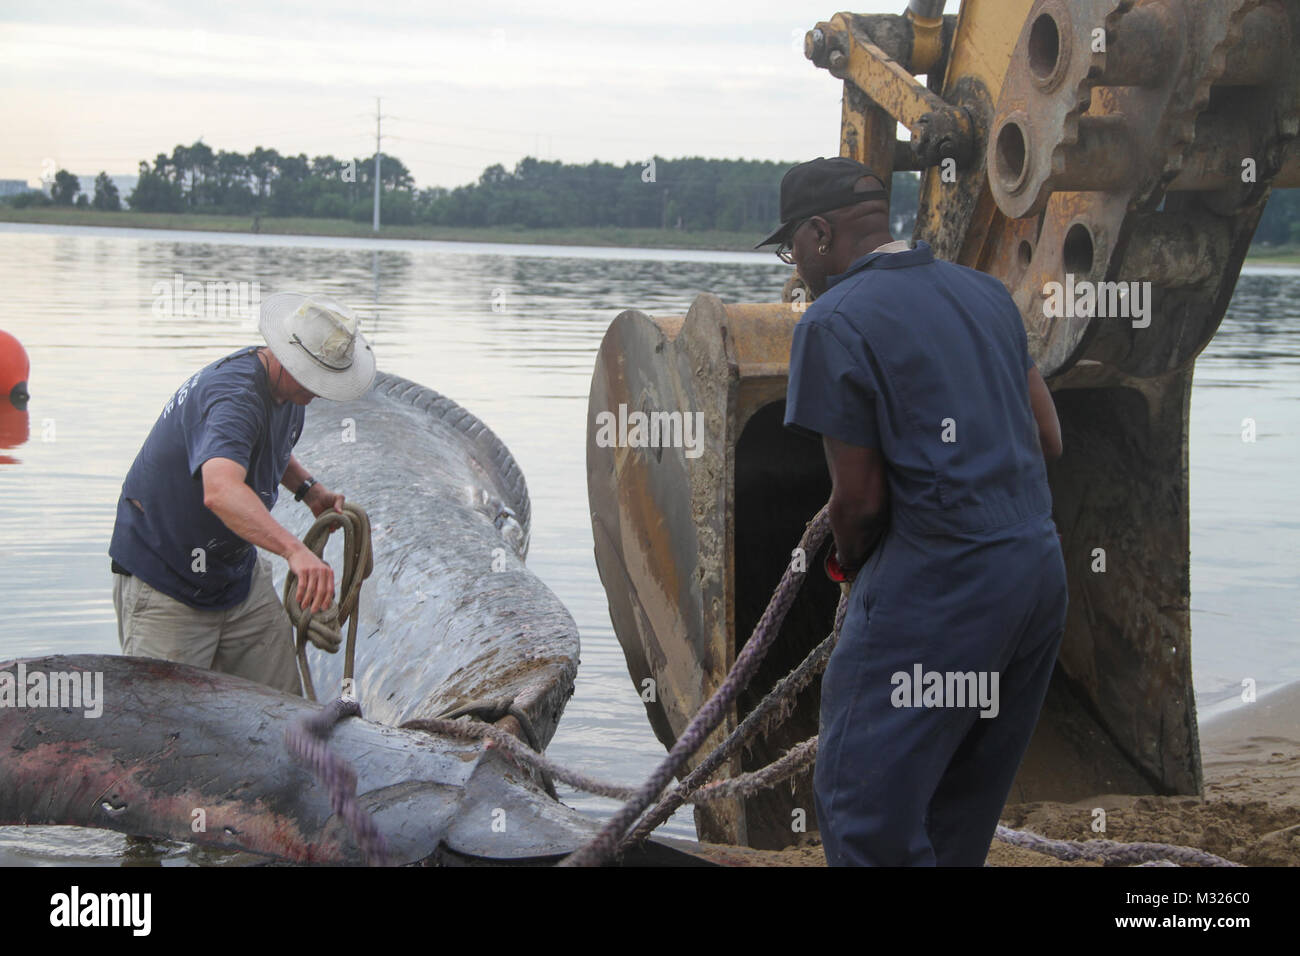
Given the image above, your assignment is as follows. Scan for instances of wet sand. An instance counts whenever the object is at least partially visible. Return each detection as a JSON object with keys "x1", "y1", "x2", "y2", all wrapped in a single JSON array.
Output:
[{"x1": 684, "y1": 681, "x2": 1300, "y2": 866}]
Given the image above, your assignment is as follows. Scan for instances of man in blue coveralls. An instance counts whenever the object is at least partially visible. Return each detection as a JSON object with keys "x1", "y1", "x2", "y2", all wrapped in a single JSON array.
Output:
[{"x1": 758, "y1": 157, "x2": 1067, "y2": 865}]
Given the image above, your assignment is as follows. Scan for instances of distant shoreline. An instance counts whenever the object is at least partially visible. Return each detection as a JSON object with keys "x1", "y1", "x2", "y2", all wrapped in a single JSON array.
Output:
[
  {"x1": 0, "y1": 208, "x2": 766, "y2": 253},
  {"x1": 4, "y1": 208, "x2": 1298, "y2": 265}
]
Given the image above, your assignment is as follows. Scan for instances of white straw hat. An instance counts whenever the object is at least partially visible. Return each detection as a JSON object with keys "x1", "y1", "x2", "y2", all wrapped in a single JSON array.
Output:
[{"x1": 259, "y1": 292, "x2": 376, "y2": 402}]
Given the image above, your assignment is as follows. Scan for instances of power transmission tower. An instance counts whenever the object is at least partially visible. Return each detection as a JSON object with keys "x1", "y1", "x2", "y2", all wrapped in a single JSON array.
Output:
[{"x1": 373, "y1": 97, "x2": 382, "y2": 233}]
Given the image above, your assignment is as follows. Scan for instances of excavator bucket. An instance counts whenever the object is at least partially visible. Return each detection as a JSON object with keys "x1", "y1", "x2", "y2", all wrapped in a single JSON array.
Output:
[
  {"x1": 588, "y1": 299, "x2": 840, "y2": 846},
  {"x1": 588, "y1": 0, "x2": 1300, "y2": 849}
]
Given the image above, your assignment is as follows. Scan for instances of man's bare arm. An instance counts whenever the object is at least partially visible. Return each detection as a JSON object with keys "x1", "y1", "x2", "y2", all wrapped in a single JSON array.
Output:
[
  {"x1": 822, "y1": 435, "x2": 890, "y2": 573},
  {"x1": 201, "y1": 457, "x2": 335, "y2": 612},
  {"x1": 280, "y1": 454, "x2": 346, "y2": 520},
  {"x1": 280, "y1": 455, "x2": 310, "y2": 493},
  {"x1": 1027, "y1": 366, "x2": 1063, "y2": 462}
]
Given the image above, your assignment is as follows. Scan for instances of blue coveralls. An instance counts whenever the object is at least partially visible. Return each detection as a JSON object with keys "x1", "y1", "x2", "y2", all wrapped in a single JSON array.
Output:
[{"x1": 784, "y1": 240, "x2": 1068, "y2": 866}]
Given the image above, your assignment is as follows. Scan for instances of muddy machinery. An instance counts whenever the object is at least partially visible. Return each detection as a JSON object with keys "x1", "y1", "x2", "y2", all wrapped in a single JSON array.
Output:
[{"x1": 587, "y1": 0, "x2": 1300, "y2": 849}]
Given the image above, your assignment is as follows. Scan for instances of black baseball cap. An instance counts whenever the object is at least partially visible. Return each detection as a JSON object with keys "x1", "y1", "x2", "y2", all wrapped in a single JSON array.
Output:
[{"x1": 755, "y1": 157, "x2": 888, "y2": 248}]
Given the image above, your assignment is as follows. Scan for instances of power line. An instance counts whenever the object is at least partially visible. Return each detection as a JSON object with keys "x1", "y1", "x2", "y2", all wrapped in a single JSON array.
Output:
[{"x1": 386, "y1": 133, "x2": 521, "y2": 153}]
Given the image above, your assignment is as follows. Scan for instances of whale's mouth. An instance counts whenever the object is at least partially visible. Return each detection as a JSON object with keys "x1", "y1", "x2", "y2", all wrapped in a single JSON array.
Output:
[{"x1": 732, "y1": 399, "x2": 837, "y2": 849}]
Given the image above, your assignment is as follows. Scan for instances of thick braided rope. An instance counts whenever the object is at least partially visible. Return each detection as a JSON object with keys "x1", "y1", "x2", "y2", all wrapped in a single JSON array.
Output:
[
  {"x1": 623, "y1": 596, "x2": 846, "y2": 847},
  {"x1": 284, "y1": 503, "x2": 374, "y2": 702},
  {"x1": 558, "y1": 508, "x2": 831, "y2": 867},
  {"x1": 404, "y1": 716, "x2": 819, "y2": 807},
  {"x1": 994, "y1": 825, "x2": 1241, "y2": 867},
  {"x1": 402, "y1": 715, "x2": 636, "y2": 800},
  {"x1": 407, "y1": 718, "x2": 1240, "y2": 868},
  {"x1": 692, "y1": 736, "x2": 819, "y2": 802},
  {"x1": 284, "y1": 697, "x2": 389, "y2": 866}
]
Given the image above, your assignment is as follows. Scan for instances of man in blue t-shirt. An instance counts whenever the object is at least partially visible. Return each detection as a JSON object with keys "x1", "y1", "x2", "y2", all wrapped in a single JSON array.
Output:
[
  {"x1": 109, "y1": 292, "x2": 376, "y2": 695},
  {"x1": 758, "y1": 157, "x2": 1068, "y2": 865}
]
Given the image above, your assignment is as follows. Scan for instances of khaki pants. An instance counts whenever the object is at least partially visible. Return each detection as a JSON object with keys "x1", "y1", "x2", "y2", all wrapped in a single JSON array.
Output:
[{"x1": 113, "y1": 554, "x2": 303, "y2": 696}]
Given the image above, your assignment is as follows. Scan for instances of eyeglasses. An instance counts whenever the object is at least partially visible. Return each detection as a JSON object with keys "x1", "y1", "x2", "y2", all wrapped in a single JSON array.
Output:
[{"x1": 775, "y1": 218, "x2": 813, "y2": 264}]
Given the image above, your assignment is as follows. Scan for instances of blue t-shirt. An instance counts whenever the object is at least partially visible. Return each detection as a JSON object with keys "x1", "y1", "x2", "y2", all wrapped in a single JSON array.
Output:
[
  {"x1": 784, "y1": 241, "x2": 1050, "y2": 536},
  {"x1": 109, "y1": 347, "x2": 304, "y2": 609}
]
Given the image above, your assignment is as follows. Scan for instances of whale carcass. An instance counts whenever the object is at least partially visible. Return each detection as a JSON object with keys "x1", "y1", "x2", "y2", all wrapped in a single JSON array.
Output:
[{"x1": 0, "y1": 372, "x2": 692, "y2": 864}]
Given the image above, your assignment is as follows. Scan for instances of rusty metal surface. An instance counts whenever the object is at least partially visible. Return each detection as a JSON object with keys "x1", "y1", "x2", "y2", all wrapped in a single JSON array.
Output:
[
  {"x1": 985, "y1": 0, "x2": 1300, "y2": 379},
  {"x1": 909, "y1": 0, "x2": 1030, "y2": 265},
  {"x1": 587, "y1": 297, "x2": 838, "y2": 848},
  {"x1": 810, "y1": 14, "x2": 974, "y2": 169},
  {"x1": 587, "y1": 298, "x2": 741, "y2": 842},
  {"x1": 987, "y1": 0, "x2": 1135, "y2": 222}
]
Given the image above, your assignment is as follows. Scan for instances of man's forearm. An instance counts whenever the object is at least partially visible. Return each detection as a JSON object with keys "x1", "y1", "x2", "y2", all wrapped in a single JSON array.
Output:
[
  {"x1": 281, "y1": 455, "x2": 310, "y2": 493},
  {"x1": 820, "y1": 436, "x2": 890, "y2": 574},
  {"x1": 206, "y1": 480, "x2": 305, "y2": 559}
]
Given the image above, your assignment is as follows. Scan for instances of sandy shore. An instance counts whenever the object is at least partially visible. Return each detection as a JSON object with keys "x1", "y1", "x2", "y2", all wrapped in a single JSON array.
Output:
[
  {"x1": 685, "y1": 681, "x2": 1300, "y2": 866},
  {"x1": 990, "y1": 683, "x2": 1300, "y2": 866}
]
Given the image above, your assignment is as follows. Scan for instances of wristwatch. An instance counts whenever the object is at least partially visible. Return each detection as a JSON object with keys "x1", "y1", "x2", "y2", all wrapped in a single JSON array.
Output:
[{"x1": 294, "y1": 477, "x2": 318, "y2": 502}]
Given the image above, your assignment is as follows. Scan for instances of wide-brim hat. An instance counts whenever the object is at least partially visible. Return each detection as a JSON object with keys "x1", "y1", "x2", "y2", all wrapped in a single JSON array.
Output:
[
  {"x1": 755, "y1": 157, "x2": 888, "y2": 248},
  {"x1": 259, "y1": 292, "x2": 376, "y2": 402}
]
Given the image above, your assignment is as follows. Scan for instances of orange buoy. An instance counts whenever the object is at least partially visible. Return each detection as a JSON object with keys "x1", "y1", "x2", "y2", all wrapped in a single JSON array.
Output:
[
  {"x1": 0, "y1": 329, "x2": 29, "y2": 410},
  {"x1": 0, "y1": 396, "x2": 27, "y2": 463}
]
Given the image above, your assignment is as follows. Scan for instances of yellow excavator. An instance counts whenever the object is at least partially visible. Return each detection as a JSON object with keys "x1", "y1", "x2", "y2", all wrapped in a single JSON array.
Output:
[{"x1": 587, "y1": 0, "x2": 1300, "y2": 849}]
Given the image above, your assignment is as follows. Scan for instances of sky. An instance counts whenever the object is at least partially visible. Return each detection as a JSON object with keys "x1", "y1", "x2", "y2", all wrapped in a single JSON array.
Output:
[{"x1": 0, "y1": 0, "x2": 909, "y2": 190}]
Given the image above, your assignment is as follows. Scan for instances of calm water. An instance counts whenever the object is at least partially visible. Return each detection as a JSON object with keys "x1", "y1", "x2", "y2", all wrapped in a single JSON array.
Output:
[{"x1": 0, "y1": 223, "x2": 1296, "y2": 865}]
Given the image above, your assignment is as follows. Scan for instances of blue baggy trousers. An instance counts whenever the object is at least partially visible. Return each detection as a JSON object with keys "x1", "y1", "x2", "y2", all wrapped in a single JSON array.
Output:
[{"x1": 814, "y1": 513, "x2": 1068, "y2": 866}]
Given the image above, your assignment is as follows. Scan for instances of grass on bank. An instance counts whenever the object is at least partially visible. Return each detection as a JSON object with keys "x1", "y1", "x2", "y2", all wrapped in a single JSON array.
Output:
[
  {"x1": 4, "y1": 207, "x2": 1298, "y2": 263},
  {"x1": 1246, "y1": 245, "x2": 1300, "y2": 266},
  {"x1": 0, "y1": 206, "x2": 765, "y2": 252}
]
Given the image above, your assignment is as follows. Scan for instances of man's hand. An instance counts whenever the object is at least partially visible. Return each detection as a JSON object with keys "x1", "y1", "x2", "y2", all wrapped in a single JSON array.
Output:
[
  {"x1": 304, "y1": 482, "x2": 344, "y2": 521},
  {"x1": 825, "y1": 546, "x2": 857, "y2": 600},
  {"x1": 288, "y1": 543, "x2": 335, "y2": 614}
]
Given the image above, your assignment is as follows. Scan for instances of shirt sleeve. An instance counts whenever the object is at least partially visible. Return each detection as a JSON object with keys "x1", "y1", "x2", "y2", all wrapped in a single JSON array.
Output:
[
  {"x1": 184, "y1": 385, "x2": 263, "y2": 480},
  {"x1": 784, "y1": 319, "x2": 880, "y2": 449}
]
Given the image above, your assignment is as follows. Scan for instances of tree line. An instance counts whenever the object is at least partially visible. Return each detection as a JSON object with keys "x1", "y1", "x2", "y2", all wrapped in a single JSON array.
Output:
[
  {"x1": 7, "y1": 141, "x2": 921, "y2": 235},
  {"x1": 10, "y1": 169, "x2": 125, "y2": 211},
  {"x1": 4, "y1": 139, "x2": 1295, "y2": 244}
]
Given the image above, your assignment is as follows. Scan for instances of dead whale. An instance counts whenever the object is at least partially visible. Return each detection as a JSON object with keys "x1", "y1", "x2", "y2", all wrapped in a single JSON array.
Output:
[{"x1": 0, "y1": 373, "x2": 674, "y2": 864}]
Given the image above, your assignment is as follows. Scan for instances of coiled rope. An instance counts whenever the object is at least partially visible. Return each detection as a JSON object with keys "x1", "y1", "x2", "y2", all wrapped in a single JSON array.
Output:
[{"x1": 282, "y1": 502, "x2": 374, "y2": 702}]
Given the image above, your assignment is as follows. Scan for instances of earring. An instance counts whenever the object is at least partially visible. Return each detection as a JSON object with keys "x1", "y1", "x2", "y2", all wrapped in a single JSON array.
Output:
[{"x1": 818, "y1": 243, "x2": 830, "y2": 255}]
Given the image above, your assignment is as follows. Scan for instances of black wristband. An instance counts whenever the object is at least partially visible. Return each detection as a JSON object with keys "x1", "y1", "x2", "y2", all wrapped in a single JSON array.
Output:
[{"x1": 294, "y1": 477, "x2": 317, "y2": 502}]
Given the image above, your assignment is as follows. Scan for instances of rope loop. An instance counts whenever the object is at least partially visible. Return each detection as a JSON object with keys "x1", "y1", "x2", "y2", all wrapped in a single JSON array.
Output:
[{"x1": 282, "y1": 502, "x2": 374, "y2": 701}]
